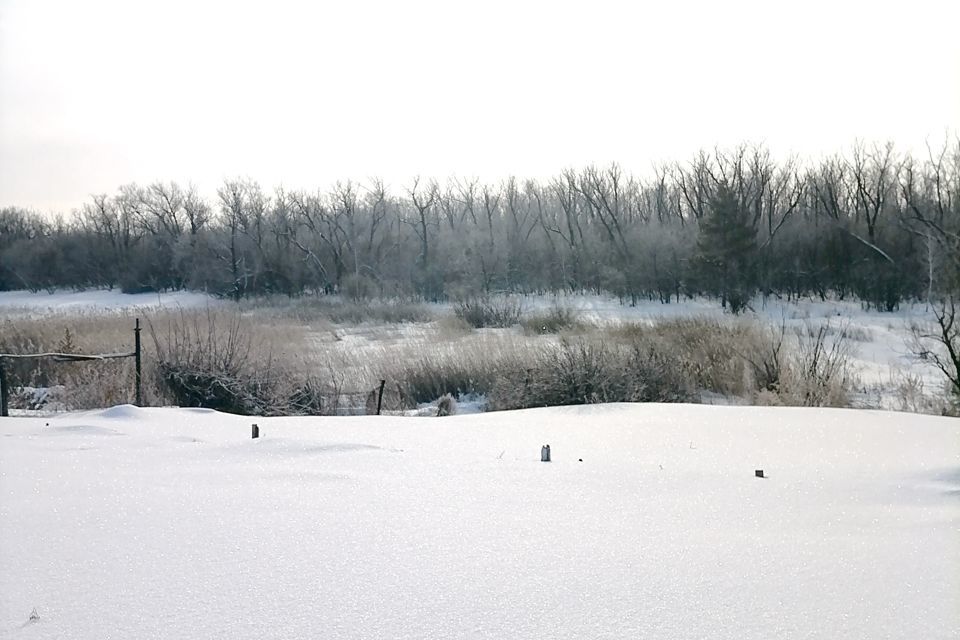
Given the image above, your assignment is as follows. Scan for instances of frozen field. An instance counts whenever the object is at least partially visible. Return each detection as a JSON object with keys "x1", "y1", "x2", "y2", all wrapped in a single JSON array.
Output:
[{"x1": 1, "y1": 403, "x2": 958, "y2": 638}]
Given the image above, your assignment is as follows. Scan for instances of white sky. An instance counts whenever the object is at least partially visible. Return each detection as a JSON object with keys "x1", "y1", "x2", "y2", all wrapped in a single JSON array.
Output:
[{"x1": 1, "y1": 0, "x2": 958, "y2": 213}]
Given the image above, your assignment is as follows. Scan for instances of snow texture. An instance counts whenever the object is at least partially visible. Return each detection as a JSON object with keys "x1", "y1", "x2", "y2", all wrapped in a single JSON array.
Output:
[
  {"x1": 1, "y1": 403, "x2": 957, "y2": 638},
  {"x1": 0, "y1": 289, "x2": 215, "y2": 316}
]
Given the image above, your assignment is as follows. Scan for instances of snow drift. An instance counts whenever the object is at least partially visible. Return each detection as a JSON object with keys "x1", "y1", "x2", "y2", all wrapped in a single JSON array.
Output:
[{"x1": 0, "y1": 403, "x2": 957, "y2": 638}]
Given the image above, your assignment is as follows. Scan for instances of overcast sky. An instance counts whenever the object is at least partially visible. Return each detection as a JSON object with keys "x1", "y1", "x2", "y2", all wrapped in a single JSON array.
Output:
[{"x1": 1, "y1": 0, "x2": 958, "y2": 213}]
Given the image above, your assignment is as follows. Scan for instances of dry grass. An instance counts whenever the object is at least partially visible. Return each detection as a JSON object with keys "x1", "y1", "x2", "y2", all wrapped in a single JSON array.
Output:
[
  {"x1": 605, "y1": 317, "x2": 761, "y2": 397},
  {"x1": 521, "y1": 304, "x2": 586, "y2": 335},
  {"x1": 241, "y1": 295, "x2": 433, "y2": 325},
  {"x1": 0, "y1": 302, "x2": 867, "y2": 414},
  {"x1": 453, "y1": 296, "x2": 523, "y2": 328},
  {"x1": 1, "y1": 312, "x2": 159, "y2": 409},
  {"x1": 601, "y1": 317, "x2": 856, "y2": 407}
]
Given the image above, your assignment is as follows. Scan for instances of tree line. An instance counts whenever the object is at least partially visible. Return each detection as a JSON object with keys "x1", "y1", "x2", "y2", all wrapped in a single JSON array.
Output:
[{"x1": 2, "y1": 140, "x2": 958, "y2": 311}]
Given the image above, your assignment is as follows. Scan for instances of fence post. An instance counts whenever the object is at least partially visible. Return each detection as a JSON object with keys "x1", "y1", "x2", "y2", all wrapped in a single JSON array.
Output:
[
  {"x1": 0, "y1": 359, "x2": 8, "y2": 418},
  {"x1": 134, "y1": 318, "x2": 142, "y2": 407},
  {"x1": 376, "y1": 379, "x2": 386, "y2": 415}
]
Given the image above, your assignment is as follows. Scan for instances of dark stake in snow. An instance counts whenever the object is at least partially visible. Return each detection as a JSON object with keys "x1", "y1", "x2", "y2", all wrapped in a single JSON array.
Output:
[
  {"x1": 755, "y1": 469, "x2": 764, "y2": 478},
  {"x1": 541, "y1": 444, "x2": 551, "y2": 462},
  {"x1": 252, "y1": 424, "x2": 260, "y2": 439}
]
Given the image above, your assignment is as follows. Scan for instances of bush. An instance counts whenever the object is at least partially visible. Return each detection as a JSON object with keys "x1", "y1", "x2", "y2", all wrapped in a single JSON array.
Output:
[
  {"x1": 738, "y1": 323, "x2": 787, "y2": 393},
  {"x1": 608, "y1": 317, "x2": 759, "y2": 397},
  {"x1": 521, "y1": 305, "x2": 583, "y2": 335},
  {"x1": 453, "y1": 296, "x2": 523, "y2": 328},
  {"x1": 488, "y1": 338, "x2": 696, "y2": 410},
  {"x1": 605, "y1": 316, "x2": 856, "y2": 407},
  {"x1": 391, "y1": 352, "x2": 505, "y2": 406},
  {"x1": 780, "y1": 323, "x2": 855, "y2": 407},
  {"x1": 149, "y1": 309, "x2": 284, "y2": 415}
]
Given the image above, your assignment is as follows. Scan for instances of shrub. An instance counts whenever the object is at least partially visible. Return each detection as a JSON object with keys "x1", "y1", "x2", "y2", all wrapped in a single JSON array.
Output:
[
  {"x1": 391, "y1": 352, "x2": 504, "y2": 406},
  {"x1": 487, "y1": 337, "x2": 696, "y2": 410},
  {"x1": 149, "y1": 309, "x2": 283, "y2": 415},
  {"x1": 607, "y1": 317, "x2": 758, "y2": 397},
  {"x1": 521, "y1": 305, "x2": 583, "y2": 335},
  {"x1": 605, "y1": 316, "x2": 855, "y2": 407},
  {"x1": 453, "y1": 296, "x2": 523, "y2": 328},
  {"x1": 778, "y1": 323, "x2": 855, "y2": 407},
  {"x1": 738, "y1": 322, "x2": 787, "y2": 393}
]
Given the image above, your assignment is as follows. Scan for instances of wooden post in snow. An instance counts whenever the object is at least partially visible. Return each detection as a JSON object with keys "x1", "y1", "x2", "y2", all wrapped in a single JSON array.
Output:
[{"x1": 252, "y1": 423, "x2": 260, "y2": 439}]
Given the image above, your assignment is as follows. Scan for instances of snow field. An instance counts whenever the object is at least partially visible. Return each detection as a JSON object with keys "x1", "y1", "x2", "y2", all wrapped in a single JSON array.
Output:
[
  {"x1": 0, "y1": 289, "x2": 216, "y2": 317},
  {"x1": 1, "y1": 403, "x2": 957, "y2": 638}
]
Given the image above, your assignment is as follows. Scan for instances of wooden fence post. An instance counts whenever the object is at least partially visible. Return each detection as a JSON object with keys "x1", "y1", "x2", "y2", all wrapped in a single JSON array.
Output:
[
  {"x1": 376, "y1": 379, "x2": 386, "y2": 415},
  {"x1": 0, "y1": 359, "x2": 8, "y2": 418},
  {"x1": 134, "y1": 318, "x2": 142, "y2": 407}
]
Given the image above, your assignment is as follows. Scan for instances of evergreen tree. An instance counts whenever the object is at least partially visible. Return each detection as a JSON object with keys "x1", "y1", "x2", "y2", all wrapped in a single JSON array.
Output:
[{"x1": 695, "y1": 184, "x2": 758, "y2": 313}]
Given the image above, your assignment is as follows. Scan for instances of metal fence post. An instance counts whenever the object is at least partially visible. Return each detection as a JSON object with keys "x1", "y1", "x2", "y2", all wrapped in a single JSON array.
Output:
[
  {"x1": 134, "y1": 318, "x2": 142, "y2": 406},
  {"x1": 376, "y1": 379, "x2": 386, "y2": 415},
  {"x1": 0, "y1": 358, "x2": 8, "y2": 417}
]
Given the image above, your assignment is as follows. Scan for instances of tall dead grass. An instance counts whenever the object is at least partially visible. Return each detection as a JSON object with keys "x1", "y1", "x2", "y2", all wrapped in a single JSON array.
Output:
[
  {"x1": 2, "y1": 304, "x2": 861, "y2": 414},
  {"x1": 0, "y1": 312, "x2": 161, "y2": 409}
]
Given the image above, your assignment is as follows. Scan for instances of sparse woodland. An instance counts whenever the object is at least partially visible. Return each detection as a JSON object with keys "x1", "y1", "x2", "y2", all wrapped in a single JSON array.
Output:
[
  {"x1": 2, "y1": 140, "x2": 959, "y2": 311},
  {"x1": 4, "y1": 140, "x2": 960, "y2": 415}
]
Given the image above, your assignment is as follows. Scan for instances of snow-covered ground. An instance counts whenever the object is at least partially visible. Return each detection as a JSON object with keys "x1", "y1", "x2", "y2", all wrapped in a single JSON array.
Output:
[
  {"x1": 1, "y1": 403, "x2": 957, "y2": 639},
  {"x1": 0, "y1": 289, "x2": 216, "y2": 316}
]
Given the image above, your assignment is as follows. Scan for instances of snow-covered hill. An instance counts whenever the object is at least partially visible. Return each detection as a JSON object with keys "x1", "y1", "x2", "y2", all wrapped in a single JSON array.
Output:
[{"x1": 1, "y1": 404, "x2": 957, "y2": 638}]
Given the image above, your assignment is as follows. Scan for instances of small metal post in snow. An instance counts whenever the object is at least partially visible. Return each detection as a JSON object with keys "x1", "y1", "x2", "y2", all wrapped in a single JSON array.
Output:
[
  {"x1": 541, "y1": 444, "x2": 551, "y2": 462},
  {"x1": 252, "y1": 423, "x2": 260, "y2": 439}
]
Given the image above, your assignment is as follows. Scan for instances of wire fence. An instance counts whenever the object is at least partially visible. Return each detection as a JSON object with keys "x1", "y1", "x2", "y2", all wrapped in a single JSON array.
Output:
[
  {"x1": 0, "y1": 319, "x2": 431, "y2": 417},
  {"x1": 0, "y1": 320, "x2": 142, "y2": 417}
]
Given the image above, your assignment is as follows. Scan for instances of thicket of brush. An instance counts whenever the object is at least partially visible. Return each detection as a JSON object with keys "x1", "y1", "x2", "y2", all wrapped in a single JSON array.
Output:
[
  {"x1": 148, "y1": 310, "x2": 387, "y2": 415},
  {"x1": 453, "y1": 297, "x2": 523, "y2": 328},
  {"x1": 384, "y1": 316, "x2": 856, "y2": 410},
  {"x1": 0, "y1": 304, "x2": 863, "y2": 414},
  {"x1": 487, "y1": 339, "x2": 696, "y2": 410}
]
